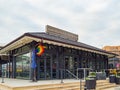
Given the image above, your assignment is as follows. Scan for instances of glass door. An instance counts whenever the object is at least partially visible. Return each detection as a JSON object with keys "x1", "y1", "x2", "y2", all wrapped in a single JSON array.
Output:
[
  {"x1": 39, "y1": 54, "x2": 58, "y2": 80},
  {"x1": 39, "y1": 54, "x2": 52, "y2": 80},
  {"x1": 39, "y1": 56, "x2": 45, "y2": 79}
]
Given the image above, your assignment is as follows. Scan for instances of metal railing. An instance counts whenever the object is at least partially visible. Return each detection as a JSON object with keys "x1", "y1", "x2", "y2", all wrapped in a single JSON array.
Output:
[
  {"x1": 77, "y1": 68, "x2": 92, "y2": 80},
  {"x1": 65, "y1": 69, "x2": 79, "y2": 79}
]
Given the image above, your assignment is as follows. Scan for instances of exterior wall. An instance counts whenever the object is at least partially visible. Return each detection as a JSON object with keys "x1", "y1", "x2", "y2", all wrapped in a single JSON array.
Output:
[
  {"x1": 103, "y1": 46, "x2": 120, "y2": 58},
  {"x1": 103, "y1": 46, "x2": 120, "y2": 69}
]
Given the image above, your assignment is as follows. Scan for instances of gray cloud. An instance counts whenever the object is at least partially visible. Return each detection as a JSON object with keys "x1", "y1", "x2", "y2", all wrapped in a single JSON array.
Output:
[{"x1": 0, "y1": 0, "x2": 120, "y2": 48}]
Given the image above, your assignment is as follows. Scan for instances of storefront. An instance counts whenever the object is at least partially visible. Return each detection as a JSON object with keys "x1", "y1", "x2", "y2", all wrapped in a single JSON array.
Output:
[{"x1": 0, "y1": 25, "x2": 116, "y2": 80}]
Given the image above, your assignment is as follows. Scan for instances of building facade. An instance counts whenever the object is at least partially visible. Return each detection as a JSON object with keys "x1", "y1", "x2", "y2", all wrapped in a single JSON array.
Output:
[
  {"x1": 0, "y1": 25, "x2": 115, "y2": 80},
  {"x1": 103, "y1": 46, "x2": 120, "y2": 70}
]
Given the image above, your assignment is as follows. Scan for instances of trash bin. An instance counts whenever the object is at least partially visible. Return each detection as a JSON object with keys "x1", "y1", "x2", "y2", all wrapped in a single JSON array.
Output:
[
  {"x1": 96, "y1": 72, "x2": 106, "y2": 80},
  {"x1": 85, "y1": 78, "x2": 96, "y2": 89},
  {"x1": 109, "y1": 75, "x2": 116, "y2": 83},
  {"x1": 115, "y1": 77, "x2": 120, "y2": 84}
]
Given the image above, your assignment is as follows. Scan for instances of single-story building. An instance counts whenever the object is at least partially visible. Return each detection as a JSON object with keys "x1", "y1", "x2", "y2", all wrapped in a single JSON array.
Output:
[{"x1": 0, "y1": 25, "x2": 116, "y2": 80}]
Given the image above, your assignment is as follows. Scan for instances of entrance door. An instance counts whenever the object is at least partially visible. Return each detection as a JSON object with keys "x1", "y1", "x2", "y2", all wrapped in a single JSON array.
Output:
[
  {"x1": 39, "y1": 55, "x2": 51, "y2": 79},
  {"x1": 39, "y1": 56, "x2": 45, "y2": 79},
  {"x1": 39, "y1": 54, "x2": 57, "y2": 80}
]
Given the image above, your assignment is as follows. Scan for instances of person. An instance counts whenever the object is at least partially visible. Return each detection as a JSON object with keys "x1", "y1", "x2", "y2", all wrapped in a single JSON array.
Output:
[
  {"x1": 116, "y1": 63, "x2": 120, "y2": 70},
  {"x1": 31, "y1": 48, "x2": 37, "y2": 82},
  {"x1": 31, "y1": 68, "x2": 37, "y2": 82}
]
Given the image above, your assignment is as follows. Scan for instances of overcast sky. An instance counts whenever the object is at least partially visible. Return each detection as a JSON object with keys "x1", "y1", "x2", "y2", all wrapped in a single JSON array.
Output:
[{"x1": 0, "y1": 0, "x2": 120, "y2": 48}]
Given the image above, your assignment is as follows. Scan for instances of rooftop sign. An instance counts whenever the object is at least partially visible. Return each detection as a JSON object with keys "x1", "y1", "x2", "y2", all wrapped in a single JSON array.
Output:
[{"x1": 46, "y1": 25, "x2": 78, "y2": 42}]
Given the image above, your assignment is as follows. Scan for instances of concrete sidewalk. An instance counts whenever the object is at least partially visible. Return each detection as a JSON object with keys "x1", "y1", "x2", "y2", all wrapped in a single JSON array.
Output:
[
  {"x1": 0, "y1": 78, "x2": 120, "y2": 90},
  {"x1": 0, "y1": 78, "x2": 82, "y2": 87}
]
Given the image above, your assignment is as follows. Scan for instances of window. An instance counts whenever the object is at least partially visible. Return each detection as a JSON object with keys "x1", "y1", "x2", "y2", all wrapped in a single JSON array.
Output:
[{"x1": 16, "y1": 53, "x2": 30, "y2": 79}]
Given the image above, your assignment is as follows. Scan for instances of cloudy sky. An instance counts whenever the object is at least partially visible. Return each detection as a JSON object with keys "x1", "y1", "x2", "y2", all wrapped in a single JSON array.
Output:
[{"x1": 0, "y1": 0, "x2": 120, "y2": 48}]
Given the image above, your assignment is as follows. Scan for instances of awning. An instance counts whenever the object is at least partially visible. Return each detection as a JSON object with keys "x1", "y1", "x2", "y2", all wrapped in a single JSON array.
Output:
[{"x1": 0, "y1": 34, "x2": 116, "y2": 58}]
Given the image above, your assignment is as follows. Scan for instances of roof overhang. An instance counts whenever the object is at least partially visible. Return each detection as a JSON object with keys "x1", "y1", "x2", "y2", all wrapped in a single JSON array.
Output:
[
  {"x1": 0, "y1": 54, "x2": 9, "y2": 64},
  {"x1": 26, "y1": 35, "x2": 116, "y2": 58},
  {"x1": 0, "y1": 34, "x2": 116, "y2": 58},
  {"x1": 0, "y1": 36, "x2": 33, "y2": 54}
]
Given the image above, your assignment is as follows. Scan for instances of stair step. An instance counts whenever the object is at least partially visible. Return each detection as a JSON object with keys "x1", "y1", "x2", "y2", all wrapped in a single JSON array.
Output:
[
  {"x1": 96, "y1": 84, "x2": 118, "y2": 90},
  {"x1": 33, "y1": 83, "x2": 82, "y2": 90},
  {"x1": 33, "y1": 80, "x2": 117, "y2": 90},
  {"x1": 1, "y1": 79, "x2": 118, "y2": 90}
]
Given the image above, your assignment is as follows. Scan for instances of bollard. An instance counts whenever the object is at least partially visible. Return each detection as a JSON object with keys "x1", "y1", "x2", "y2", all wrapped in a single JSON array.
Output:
[
  {"x1": 61, "y1": 69, "x2": 63, "y2": 83},
  {"x1": 84, "y1": 85, "x2": 87, "y2": 90},
  {"x1": 80, "y1": 79, "x2": 82, "y2": 90}
]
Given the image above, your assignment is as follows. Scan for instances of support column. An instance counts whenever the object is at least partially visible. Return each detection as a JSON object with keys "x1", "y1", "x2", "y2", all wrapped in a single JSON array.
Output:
[
  {"x1": 36, "y1": 56, "x2": 40, "y2": 80},
  {"x1": 12, "y1": 56, "x2": 16, "y2": 78},
  {"x1": 58, "y1": 46, "x2": 64, "y2": 81},
  {"x1": 56, "y1": 50, "x2": 59, "y2": 79},
  {"x1": 44, "y1": 55, "x2": 46, "y2": 80},
  {"x1": 51, "y1": 55, "x2": 53, "y2": 79},
  {"x1": 8, "y1": 52, "x2": 10, "y2": 78}
]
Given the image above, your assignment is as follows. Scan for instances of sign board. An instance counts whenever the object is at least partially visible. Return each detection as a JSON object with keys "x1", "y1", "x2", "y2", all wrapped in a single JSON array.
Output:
[{"x1": 46, "y1": 25, "x2": 78, "y2": 42}]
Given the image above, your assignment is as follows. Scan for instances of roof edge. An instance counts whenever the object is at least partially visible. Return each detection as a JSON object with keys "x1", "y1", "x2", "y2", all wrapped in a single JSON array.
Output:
[{"x1": 0, "y1": 32, "x2": 117, "y2": 57}]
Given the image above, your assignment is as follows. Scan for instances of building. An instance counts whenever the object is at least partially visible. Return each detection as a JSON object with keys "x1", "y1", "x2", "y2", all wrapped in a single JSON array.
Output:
[
  {"x1": 103, "y1": 46, "x2": 120, "y2": 69},
  {"x1": 0, "y1": 25, "x2": 116, "y2": 80},
  {"x1": 0, "y1": 46, "x2": 2, "y2": 50},
  {"x1": 0, "y1": 45, "x2": 4, "y2": 76},
  {"x1": 0, "y1": 45, "x2": 3, "y2": 50}
]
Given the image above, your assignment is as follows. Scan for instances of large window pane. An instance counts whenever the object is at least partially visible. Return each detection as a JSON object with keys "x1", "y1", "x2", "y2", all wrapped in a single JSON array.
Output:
[{"x1": 16, "y1": 53, "x2": 30, "y2": 79}]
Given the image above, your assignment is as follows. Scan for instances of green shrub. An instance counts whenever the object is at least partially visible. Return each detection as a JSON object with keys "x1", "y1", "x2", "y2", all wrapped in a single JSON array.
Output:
[
  {"x1": 116, "y1": 72, "x2": 120, "y2": 78},
  {"x1": 89, "y1": 72, "x2": 96, "y2": 77},
  {"x1": 85, "y1": 77, "x2": 95, "y2": 80}
]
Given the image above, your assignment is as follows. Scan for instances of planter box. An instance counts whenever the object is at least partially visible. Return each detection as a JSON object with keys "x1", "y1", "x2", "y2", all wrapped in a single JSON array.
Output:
[
  {"x1": 115, "y1": 77, "x2": 120, "y2": 84},
  {"x1": 109, "y1": 75, "x2": 116, "y2": 83},
  {"x1": 96, "y1": 72, "x2": 106, "y2": 80},
  {"x1": 85, "y1": 79, "x2": 96, "y2": 89}
]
